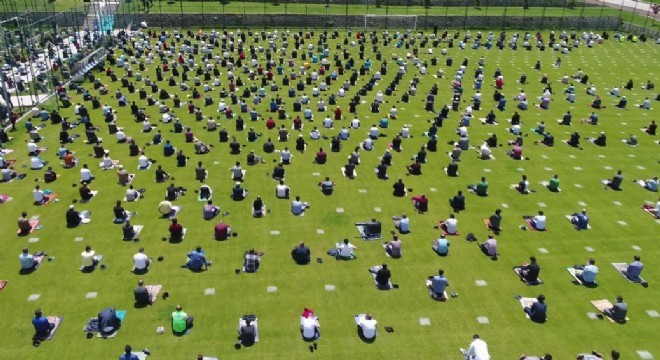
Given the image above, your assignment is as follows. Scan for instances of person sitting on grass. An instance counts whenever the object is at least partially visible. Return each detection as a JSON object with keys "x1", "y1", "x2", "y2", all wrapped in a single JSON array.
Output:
[
  {"x1": 571, "y1": 209, "x2": 590, "y2": 230},
  {"x1": 427, "y1": 269, "x2": 449, "y2": 300},
  {"x1": 516, "y1": 256, "x2": 541, "y2": 284},
  {"x1": 479, "y1": 234, "x2": 498, "y2": 259},
  {"x1": 372, "y1": 263, "x2": 392, "y2": 289},
  {"x1": 123, "y1": 220, "x2": 138, "y2": 240},
  {"x1": 80, "y1": 245, "x2": 100, "y2": 271},
  {"x1": 412, "y1": 194, "x2": 428, "y2": 213},
  {"x1": 185, "y1": 246, "x2": 210, "y2": 271},
  {"x1": 487, "y1": 209, "x2": 503, "y2": 232},
  {"x1": 407, "y1": 160, "x2": 422, "y2": 175},
  {"x1": 393, "y1": 214, "x2": 410, "y2": 233},
  {"x1": 392, "y1": 178, "x2": 406, "y2": 197},
  {"x1": 232, "y1": 182, "x2": 248, "y2": 200},
  {"x1": 171, "y1": 305, "x2": 194, "y2": 336},
  {"x1": 119, "y1": 345, "x2": 140, "y2": 360},
  {"x1": 252, "y1": 196, "x2": 265, "y2": 217},
  {"x1": 32, "y1": 309, "x2": 55, "y2": 339},
  {"x1": 66, "y1": 205, "x2": 82, "y2": 227},
  {"x1": 529, "y1": 210, "x2": 547, "y2": 231},
  {"x1": 357, "y1": 314, "x2": 377, "y2": 341},
  {"x1": 79, "y1": 182, "x2": 93, "y2": 202},
  {"x1": 449, "y1": 191, "x2": 466, "y2": 212},
  {"x1": 244, "y1": 249, "x2": 262, "y2": 272},
  {"x1": 238, "y1": 318, "x2": 257, "y2": 347},
  {"x1": 133, "y1": 279, "x2": 151, "y2": 307},
  {"x1": 523, "y1": 294, "x2": 547, "y2": 323},
  {"x1": 643, "y1": 120, "x2": 656, "y2": 135},
  {"x1": 169, "y1": 218, "x2": 184, "y2": 242},
  {"x1": 337, "y1": 239, "x2": 357, "y2": 260},
  {"x1": 319, "y1": 177, "x2": 334, "y2": 195},
  {"x1": 214, "y1": 220, "x2": 231, "y2": 240},
  {"x1": 19, "y1": 247, "x2": 40, "y2": 270},
  {"x1": 604, "y1": 170, "x2": 623, "y2": 190},
  {"x1": 433, "y1": 235, "x2": 450, "y2": 256},
  {"x1": 203, "y1": 200, "x2": 220, "y2": 220},
  {"x1": 638, "y1": 176, "x2": 659, "y2": 192},
  {"x1": 468, "y1": 177, "x2": 489, "y2": 196},
  {"x1": 603, "y1": 296, "x2": 627, "y2": 323},
  {"x1": 625, "y1": 255, "x2": 644, "y2": 282},
  {"x1": 440, "y1": 214, "x2": 459, "y2": 235},
  {"x1": 384, "y1": 236, "x2": 402, "y2": 258},
  {"x1": 516, "y1": 175, "x2": 530, "y2": 194},
  {"x1": 291, "y1": 242, "x2": 311, "y2": 265},
  {"x1": 546, "y1": 175, "x2": 560, "y2": 192},
  {"x1": 18, "y1": 212, "x2": 32, "y2": 236},
  {"x1": 575, "y1": 258, "x2": 599, "y2": 285}
]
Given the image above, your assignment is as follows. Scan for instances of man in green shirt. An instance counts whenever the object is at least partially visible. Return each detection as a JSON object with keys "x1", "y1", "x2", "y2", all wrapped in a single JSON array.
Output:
[
  {"x1": 468, "y1": 177, "x2": 489, "y2": 197},
  {"x1": 547, "y1": 175, "x2": 560, "y2": 192},
  {"x1": 171, "y1": 305, "x2": 193, "y2": 335}
]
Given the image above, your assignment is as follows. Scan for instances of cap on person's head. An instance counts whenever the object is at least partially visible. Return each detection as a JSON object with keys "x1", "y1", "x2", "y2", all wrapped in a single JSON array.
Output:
[
  {"x1": 236, "y1": 182, "x2": 241, "y2": 186},
  {"x1": 176, "y1": 305, "x2": 182, "y2": 311},
  {"x1": 118, "y1": 165, "x2": 124, "y2": 169},
  {"x1": 69, "y1": 205, "x2": 75, "y2": 209}
]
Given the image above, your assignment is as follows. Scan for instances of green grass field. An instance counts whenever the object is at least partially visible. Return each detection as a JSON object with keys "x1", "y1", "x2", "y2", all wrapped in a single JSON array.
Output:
[{"x1": 0, "y1": 29, "x2": 659, "y2": 359}]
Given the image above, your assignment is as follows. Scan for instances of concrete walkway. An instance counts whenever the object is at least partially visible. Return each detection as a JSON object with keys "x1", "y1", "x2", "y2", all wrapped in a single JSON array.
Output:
[{"x1": 585, "y1": 0, "x2": 660, "y2": 20}]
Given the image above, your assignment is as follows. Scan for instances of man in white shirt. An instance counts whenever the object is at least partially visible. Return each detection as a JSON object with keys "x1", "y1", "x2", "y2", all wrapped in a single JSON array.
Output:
[
  {"x1": 442, "y1": 214, "x2": 458, "y2": 235},
  {"x1": 338, "y1": 239, "x2": 357, "y2": 259},
  {"x1": 138, "y1": 153, "x2": 151, "y2": 169},
  {"x1": 230, "y1": 162, "x2": 244, "y2": 181},
  {"x1": 30, "y1": 156, "x2": 46, "y2": 170},
  {"x1": 291, "y1": 196, "x2": 307, "y2": 215},
  {"x1": 116, "y1": 129, "x2": 126, "y2": 142},
  {"x1": 125, "y1": 185, "x2": 139, "y2": 202},
  {"x1": 531, "y1": 210, "x2": 547, "y2": 231},
  {"x1": 80, "y1": 245, "x2": 100, "y2": 270},
  {"x1": 394, "y1": 214, "x2": 410, "y2": 233},
  {"x1": 280, "y1": 148, "x2": 292, "y2": 163},
  {"x1": 276, "y1": 180, "x2": 290, "y2": 199},
  {"x1": 310, "y1": 127, "x2": 321, "y2": 140},
  {"x1": 80, "y1": 164, "x2": 94, "y2": 182},
  {"x1": 480, "y1": 143, "x2": 492, "y2": 159},
  {"x1": 33, "y1": 185, "x2": 48, "y2": 204},
  {"x1": 322, "y1": 117, "x2": 333, "y2": 129},
  {"x1": 350, "y1": 117, "x2": 360, "y2": 129},
  {"x1": 461, "y1": 334, "x2": 490, "y2": 360},
  {"x1": 27, "y1": 140, "x2": 38, "y2": 155},
  {"x1": 357, "y1": 314, "x2": 377, "y2": 340},
  {"x1": 133, "y1": 247, "x2": 151, "y2": 272},
  {"x1": 301, "y1": 316, "x2": 320, "y2": 340},
  {"x1": 369, "y1": 125, "x2": 379, "y2": 139}
]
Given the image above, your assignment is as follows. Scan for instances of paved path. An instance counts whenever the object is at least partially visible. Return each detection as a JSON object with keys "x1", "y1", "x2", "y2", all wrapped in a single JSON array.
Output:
[{"x1": 586, "y1": 0, "x2": 659, "y2": 20}]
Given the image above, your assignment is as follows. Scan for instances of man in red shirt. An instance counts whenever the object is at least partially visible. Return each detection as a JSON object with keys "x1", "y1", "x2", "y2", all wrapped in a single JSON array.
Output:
[
  {"x1": 315, "y1": 148, "x2": 327, "y2": 164},
  {"x1": 411, "y1": 194, "x2": 428, "y2": 213},
  {"x1": 169, "y1": 218, "x2": 184, "y2": 242},
  {"x1": 214, "y1": 220, "x2": 232, "y2": 241}
]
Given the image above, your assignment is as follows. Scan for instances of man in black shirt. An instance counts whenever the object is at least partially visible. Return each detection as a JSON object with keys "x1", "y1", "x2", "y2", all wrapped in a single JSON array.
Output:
[
  {"x1": 291, "y1": 242, "x2": 311, "y2": 265},
  {"x1": 134, "y1": 280, "x2": 151, "y2": 306},
  {"x1": 392, "y1": 178, "x2": 406, "y2": 197}
]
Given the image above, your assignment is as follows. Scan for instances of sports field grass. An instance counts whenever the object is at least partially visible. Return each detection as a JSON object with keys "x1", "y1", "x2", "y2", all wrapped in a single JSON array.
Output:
[{"x1": 0, "y1": 29, "x2": 658, "y2": 359}]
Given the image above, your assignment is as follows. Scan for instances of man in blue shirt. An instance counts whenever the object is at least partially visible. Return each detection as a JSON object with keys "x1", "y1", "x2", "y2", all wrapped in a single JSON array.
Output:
[
  {"x1": 119, "y1": 344, "x2": 139, "y2": 360},
  {"x1": 577, "y1": 258, "x2": 599, "y2": 285},
  {"x1": 524, "y1": 294, "x2": 548, "y2": 323},
  {"x1": 32, "y1": 309, "x2": 54, "y2": 338},
  {"x1": 625, "y1": 255, "x2": 644, "y2": 281},
  {"x1": 185, "y1": 246, "x2": 210, "y2": 271},
  {"x1": 571, "y1": 210, "x2": 589, "y2": 230},
  {"x1": 428, "y1": 269, "x2": 449, "y2": 300},
  {"x1": 433, "y1": 235, "x2": 449, "y2": 256},
  {"x1": 19, "y1": 248, "x2": 39, "y2": 270}
]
